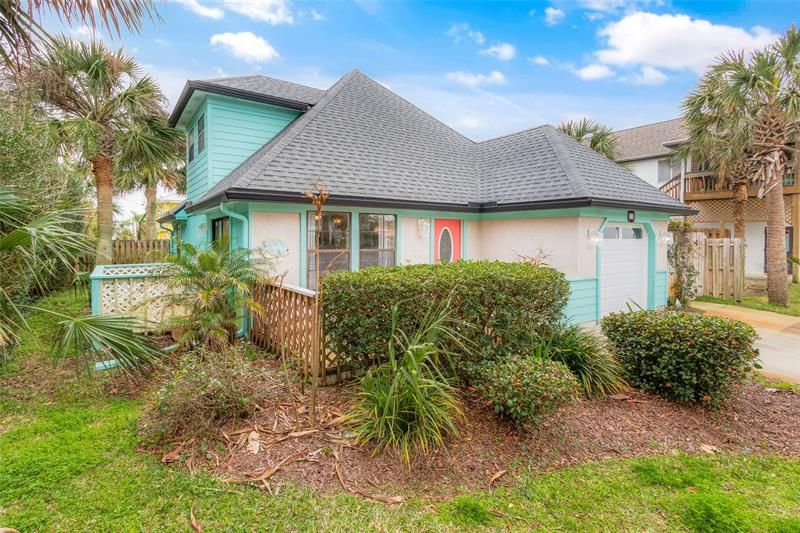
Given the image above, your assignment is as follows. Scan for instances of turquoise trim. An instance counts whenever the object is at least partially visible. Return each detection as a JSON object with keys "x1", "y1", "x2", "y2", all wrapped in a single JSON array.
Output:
[
  {"x1": 643, "y1": 222, "x2": 657, "y2": 310},
  {"x1": 90, "y1": 270, "x2": 101, "y2": 316},
  {"x1": 220, "y1": 202, "x2": 249, "y2": 251},
  {"x1": 595, "y1": 218, "x2": 608, "y2": 322},
  {"x1": 428, "y1": 217, "x2": 434, "y2": 263},
  {"x1": 566, "y1": 277, "x2": 598, "y2": 324},
  {"x1": 655, "y1": 270, "x2": 668, "y2": 308}
]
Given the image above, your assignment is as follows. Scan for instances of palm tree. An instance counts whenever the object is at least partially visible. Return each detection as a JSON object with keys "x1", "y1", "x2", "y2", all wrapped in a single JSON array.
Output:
[
  {"x1": 558, "y1": 118, "x2": 619, "y2": 160},
  {"x1": 28, "y1": 37, "x2": 170, "y2": 264},
  {"x1": 0, "y1": 0, "x2": 157, "y2": 69},
  {"x1": 684, "y1": 26, "x2": 800, "y2": 305},
  {"x1": 116, "y1": 115, "x2": 185, "y2": 241},
  {"x1": 681, "y1": 75, "x2": 754, "y2": 239},
  {"x1": 0, "y1": 187, "x2": 90, "y2": 347}
]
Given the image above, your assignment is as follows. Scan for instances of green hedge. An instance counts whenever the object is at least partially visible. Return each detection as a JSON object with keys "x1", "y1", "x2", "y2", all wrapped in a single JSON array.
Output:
[
  {"x1": 322, "y1": 261, "x2": 570, "y2": 370},
  {"x1": 601, "y1": 310, "x2": 759, "y2": 406}
]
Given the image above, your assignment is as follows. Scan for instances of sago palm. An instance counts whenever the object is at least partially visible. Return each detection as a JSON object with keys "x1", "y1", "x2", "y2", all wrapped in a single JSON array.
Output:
[
  {"x1": 684, "y1": 26, "x2": 800, "y2": 305},
  {"x1": 558, "y1": 118, "x2": 619, "y2": 160},
  {"x1": 0, "y1": 0, "x2": 157, "y2": 69},
  {"x1": 116, "y1": 115, "x2": 185, "y2": 241},
  {"x1": 29, "y1": 37, "x2": 172, "y2": 264}
]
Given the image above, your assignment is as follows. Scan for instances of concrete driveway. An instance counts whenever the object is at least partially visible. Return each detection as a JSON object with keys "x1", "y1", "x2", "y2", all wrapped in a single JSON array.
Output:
[{"x1": 691, "y1": 301, "x2": 800, "y2": 383}]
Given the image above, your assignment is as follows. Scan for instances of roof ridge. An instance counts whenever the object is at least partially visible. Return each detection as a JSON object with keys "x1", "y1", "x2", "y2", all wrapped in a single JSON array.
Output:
[
  {"x1": 196, "y1": 70, "x2": 359, "y2": 202},
  {"x1": 614, "y1": 117, "x2": 683, "y2": 134},
  {"x1": 543, "y1": 125, "x2": 588, "y2": 198},
  {"x1": 477, "y1": 123, "x2": 550, "y2": 144}
]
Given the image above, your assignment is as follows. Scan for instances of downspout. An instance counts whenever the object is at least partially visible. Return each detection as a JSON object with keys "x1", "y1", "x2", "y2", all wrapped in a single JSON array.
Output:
[{"x1": 219, "y1": 202, "x2": 250, "y2": 337}]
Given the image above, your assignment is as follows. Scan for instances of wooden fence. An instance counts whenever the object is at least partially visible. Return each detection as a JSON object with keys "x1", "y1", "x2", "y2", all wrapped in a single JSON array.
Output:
[
  {"x1": 250, "y1": 282, "x2": 344, "y2": 384},
  {"x1": 699, "y1": 237, "x2": 745, "y2": 301},
  {"x1": 112, "y1": 240, "x2": 170, "y2": 264}
]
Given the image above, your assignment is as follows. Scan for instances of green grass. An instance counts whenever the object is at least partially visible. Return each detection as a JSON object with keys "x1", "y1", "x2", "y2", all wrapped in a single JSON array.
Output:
[
  {"x1": 697, "y1": 283, "x2": 800, "y2": 317},
  {"x1": 2, "y1": 291, "x2": 800, "y2": 531}
]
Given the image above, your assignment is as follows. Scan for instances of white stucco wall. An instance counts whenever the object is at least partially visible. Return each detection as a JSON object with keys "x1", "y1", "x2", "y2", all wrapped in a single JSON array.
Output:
[
  {"x1": 476, "y1": 217, "x2": 599, "y2": 278},
  {"x1": 465, "y1": 219, "x2": 481, "y2": 259},
  {"x1": 251, "y1": 211, "x2": 301, "y2": 285},
  {"x1": 399, "y1": 216, "x2": 430, "y2": 265},
  {"x1": 621, "y1": 158, "x2": 660, "y2": 187},
  {"x1": 650, "y1": 219, "x2": 670, "y2": 271}
]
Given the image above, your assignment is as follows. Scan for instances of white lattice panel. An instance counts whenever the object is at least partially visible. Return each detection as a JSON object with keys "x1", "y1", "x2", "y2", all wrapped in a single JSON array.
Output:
[{"x1": 98, "y1": 275, "x2": 182, "y2": 326}]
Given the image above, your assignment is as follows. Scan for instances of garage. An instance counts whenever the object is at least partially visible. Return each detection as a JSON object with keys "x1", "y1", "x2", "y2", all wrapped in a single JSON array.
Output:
[{"x1": 600, "y1": 224, "x2": 648, "y2": 316}]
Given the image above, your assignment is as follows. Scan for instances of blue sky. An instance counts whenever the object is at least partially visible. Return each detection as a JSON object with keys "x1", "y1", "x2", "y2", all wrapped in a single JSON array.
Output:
[{"x1": 44, "y1": 0, "x2": 797, "y2": 213}]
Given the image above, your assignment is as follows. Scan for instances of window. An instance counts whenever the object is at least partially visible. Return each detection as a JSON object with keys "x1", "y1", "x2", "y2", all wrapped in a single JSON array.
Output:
[
  {"x1": 603, "y1": 226, "x2": 643, "y2": 240},
  {"x1": 602, "y1": 226, "x2": 619, "y2": 239},
  {"x1": 212, "y1": 217, "x2": 229, "y2": 243},
  {"x1": 197, "y1": 114, "x2": 205, "y2": 153},
  {"x1": 307, "y1": 212, "x2": 351, "y2": 289},
  {"x1": 359, "y1": 214, "x2": 396, "y2": 269},
  {"x1": 657, "y1": 159, "x2": 674, "y2": 183},
  {"x1": 187, "y1": 127, "x2": 195, "y2": 163},
  {"x1": 621, "y1": 227, "x2": 643, "y2": 239},
  {"x1": 438, "y1": 228, "x2": 453, "y2": 263}
]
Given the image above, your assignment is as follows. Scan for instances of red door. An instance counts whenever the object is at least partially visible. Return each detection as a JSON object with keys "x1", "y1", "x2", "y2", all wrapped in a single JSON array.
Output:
[{"x1": 434, "y1": 219, "x2": 461, "y2": 263}]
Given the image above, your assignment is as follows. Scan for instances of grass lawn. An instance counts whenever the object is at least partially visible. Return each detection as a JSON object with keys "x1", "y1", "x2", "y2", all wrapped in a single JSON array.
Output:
[
  {"x1": 2, "y1": 292, "x2": 800, "y2": 531},
  {"x1": 697, "y1": 283, "x2": 800, "y2": 317}
]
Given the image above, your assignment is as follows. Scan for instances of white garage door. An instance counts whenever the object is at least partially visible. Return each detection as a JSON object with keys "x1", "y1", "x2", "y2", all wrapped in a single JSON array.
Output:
[{"x1": 600, "y1": 225, "x2": 647, "y2": 316}]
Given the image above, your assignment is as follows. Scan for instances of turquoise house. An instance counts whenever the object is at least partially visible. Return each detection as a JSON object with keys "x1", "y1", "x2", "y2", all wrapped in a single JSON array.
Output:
[{"x1": 161, "y1": 70, "x2": 695, "y2": 323}]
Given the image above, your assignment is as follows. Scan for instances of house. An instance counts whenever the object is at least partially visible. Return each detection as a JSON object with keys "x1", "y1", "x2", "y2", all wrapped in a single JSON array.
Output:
[
  {"x1": 614, "y1": 118, "x2": 800, "y2": 283},
  {"x1": 160, "y1": 70, "x2": 693, "y2": 323}
]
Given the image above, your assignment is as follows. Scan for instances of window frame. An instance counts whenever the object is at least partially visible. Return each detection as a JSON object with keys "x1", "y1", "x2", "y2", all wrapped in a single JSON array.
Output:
[
  {"x1": 358, "y1": 213, "x2": 396, "y2": 269},
  {"x1": 197, "y1": 114, "x2": 205, "y2": 154},
  {"x1": 211, "y1": 216, "x2": 229, "y2": 244},
  {"x1": 187, "y1": 126, "x2": 195, "y2": 163},
  {"x1": 307, "y1": 211, "x2": 352, "y2": 289}
]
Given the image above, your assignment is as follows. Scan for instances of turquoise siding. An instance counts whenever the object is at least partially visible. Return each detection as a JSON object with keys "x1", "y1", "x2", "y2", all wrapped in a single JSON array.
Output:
[
  {"x1": 207, "y1": 95, "x2": 300, "y2": 187},
  {"x1": 566, "y1": 278, "x2": 598, "y2": 324},
  {"x1": 180, "y1": 94, "x2": 301, "y2": 203},
  {"x1": 655, "y1": 270, "x2": 668, "y2": 308}
]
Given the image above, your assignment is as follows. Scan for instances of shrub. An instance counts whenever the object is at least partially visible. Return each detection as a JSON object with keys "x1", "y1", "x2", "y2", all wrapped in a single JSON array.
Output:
[
  {"x1": 476, "y1": 353, "x2": 579, "y2": 427},
  {"x1": 545, "y1": 322, "x2": 626, "y2": 398},
  {"x1": 601, "y1": 310, "x2": 759, "y2": 406},
  {"x1": 140, "y1": 345, "x2": 267, "y2": 443},
  {"x1": 348, "y1": 304, "x2": 463, "y2": 464},
  {"x1": 323, "y1": 261, "x2": 569, "y2": 370}
]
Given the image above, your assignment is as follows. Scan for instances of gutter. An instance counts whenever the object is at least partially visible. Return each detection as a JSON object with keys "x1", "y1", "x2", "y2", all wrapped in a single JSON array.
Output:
[{"x1": 219, "y1": 202, "x2": 250, "y2": 337}]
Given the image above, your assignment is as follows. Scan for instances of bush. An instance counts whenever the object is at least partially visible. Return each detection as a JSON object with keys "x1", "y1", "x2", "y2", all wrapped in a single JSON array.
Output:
[
  {"x1": 348, "y1": 304, "x2": 463, "y2": 464},
  {"x1": 323, "y1": 261, "x2": 570, "y2": 370},
  {"x1": 476, "y1": 354, "x2": 579, "y2": 427},
  {"x1": 140, "y1": 345, "x2": 267, "y2": 443},
  {"x1": 601, "y1": 310, "x2": 759, "y2": 406},
  {"x1": 545, "y1": 322, "x2": 626, "y2": 398}
]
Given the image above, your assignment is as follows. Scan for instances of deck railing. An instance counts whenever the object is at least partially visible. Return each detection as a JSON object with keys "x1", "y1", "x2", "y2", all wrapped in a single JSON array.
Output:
[{"x1": 661, "y1": 164, "x2": 797, "y2": 199}]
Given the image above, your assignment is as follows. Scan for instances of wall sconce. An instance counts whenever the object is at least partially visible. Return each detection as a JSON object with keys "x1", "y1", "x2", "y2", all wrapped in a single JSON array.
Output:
[
  {"x1": 332, "y1": 215, "x2": 343, "y2": 226},
  {"x1": 660, "y1": 231, "x2": 674, "y2": 246},
  {"x1": 587, "y1": 229, "x2": 604, "y2": 247},
  {"x1": 627, "y1": 210, "x2": 636, "y2": 223},
  {"x1": 417, "y1": 218, "x2": 430, "y2": 238}
]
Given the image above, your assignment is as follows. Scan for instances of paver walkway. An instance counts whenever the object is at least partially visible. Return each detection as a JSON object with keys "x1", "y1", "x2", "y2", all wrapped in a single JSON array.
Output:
[{"x1": 692, "y1": 301, "x2": 800, "y2": 383}]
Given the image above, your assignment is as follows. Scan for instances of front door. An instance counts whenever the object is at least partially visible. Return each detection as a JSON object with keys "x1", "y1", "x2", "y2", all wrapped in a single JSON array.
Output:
[{"x1": 434, "y1": 219, "x2": 461, "y2": 263}]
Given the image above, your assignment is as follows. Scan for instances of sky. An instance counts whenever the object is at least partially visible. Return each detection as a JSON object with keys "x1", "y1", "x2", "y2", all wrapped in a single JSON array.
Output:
[{"x1": 44, "y1": 0, "x2": 798, "y2": 216}]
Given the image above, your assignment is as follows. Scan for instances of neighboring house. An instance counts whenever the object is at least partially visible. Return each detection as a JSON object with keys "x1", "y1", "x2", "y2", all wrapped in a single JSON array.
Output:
[
  {"x1": 160, "y1": 70, "x2": 692, "y2": 323},
  {"x1": 614, "y1": 118, "x2": 800, "y2": 282}
]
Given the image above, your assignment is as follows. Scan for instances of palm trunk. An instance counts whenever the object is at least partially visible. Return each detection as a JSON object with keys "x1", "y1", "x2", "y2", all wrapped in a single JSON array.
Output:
[
  {"x1": 766, "y1": 177, "x2": 788, "y2": 306},
  {"x1": 144, "y1": 183, "x2": 158, "y2": 241},
  {"x1": 733, "y1": 183, "x2": 747, "y2": 240},
  {"x1": 92, "y1": 155, "x2": 114, "y2": 265}
]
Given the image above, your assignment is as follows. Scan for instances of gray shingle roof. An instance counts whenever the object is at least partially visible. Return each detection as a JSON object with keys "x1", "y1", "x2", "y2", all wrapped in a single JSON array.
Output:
[
  {"x1": 201, "y1": 75, "x2": 325, "y2": 105},
  {"x1": 193, "y1": 70, "x2": 693, "y2": 215},
  {"x1": 613, "y1": 118, "x2": 687, "y2": 162}
]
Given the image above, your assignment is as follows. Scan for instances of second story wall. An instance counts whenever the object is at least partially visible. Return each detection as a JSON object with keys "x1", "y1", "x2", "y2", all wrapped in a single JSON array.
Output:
[{"x1": 183, "y1": 94, "x2": 303, "y2": 203}]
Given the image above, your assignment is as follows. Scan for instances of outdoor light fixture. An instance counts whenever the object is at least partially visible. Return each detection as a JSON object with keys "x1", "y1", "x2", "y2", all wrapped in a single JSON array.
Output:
[
  {"x1": 587, "y1": 229, "x2": 604, "y2": 246},
  {"x1": 332, "y1": 215, "x2": 343, "y2": 225},
  {"x1": 627, "y1": 210, "x2": 636, "y2": 223},
  {"x1": 660, "y1": 231, "x2": 674, "y2": 246}
]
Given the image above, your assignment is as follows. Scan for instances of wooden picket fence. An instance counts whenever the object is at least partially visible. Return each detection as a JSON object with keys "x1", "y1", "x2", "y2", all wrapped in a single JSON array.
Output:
[
  {"x1": 112, "y1": 239, "x2": 170, "y2": 264},
  {"x1": 250, "y1": 282, "x2": 344, "y2": 384},
  {"x1": 699, "y1": 237, "x2": 745, "y2": 301}
]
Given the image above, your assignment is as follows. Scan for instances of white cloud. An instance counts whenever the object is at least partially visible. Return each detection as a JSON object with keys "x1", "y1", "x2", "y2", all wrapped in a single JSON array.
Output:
[
  {"x1": 480, "y1": 43, "x2": 517, "y2": 61},
  {"x1": 154, "y1": 38, "x2": 171, "y2": 46},
  {"x1": 446, "y1": 70, "x2": 506, "y2": 88},
  {"x1": 446, "y1": 22, "x2": 485, "y2": 45},
  {"x1": 70, "y1": 24, "x2": 104, "y2": 41},
  {"x1": 630, "y1": 65, "x2": 667, "y2": 85},
  {"x1": 596, "y1": 12, "x2": 778, "y2": 74},
  {"x1": 310, "y1": 8, "x2": 324, "y2": 20},
  {"x1": 210, "y1": 32, "x2": 280, "y2": 63},
  {"x1": 172, "y1": 0, "x2": 224, "y2": 19},
  {"x1": 529, "y1": 55, "x2": 550, "y2": 66},
  {"x1": 544, "y1": 7, "x2": 564, "y2": 26},
  {"x1": 573, "y1": 63, "x2": 614, "y2": 80},
  {"x1": 222, "y1": 0, "x2": 294, "y2": 24}
]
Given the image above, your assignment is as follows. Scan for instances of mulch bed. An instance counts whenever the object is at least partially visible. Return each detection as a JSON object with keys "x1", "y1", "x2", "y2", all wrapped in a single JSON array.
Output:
[{"x1": 153, "y1": 358, "x2": 800, "y2": 500}]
